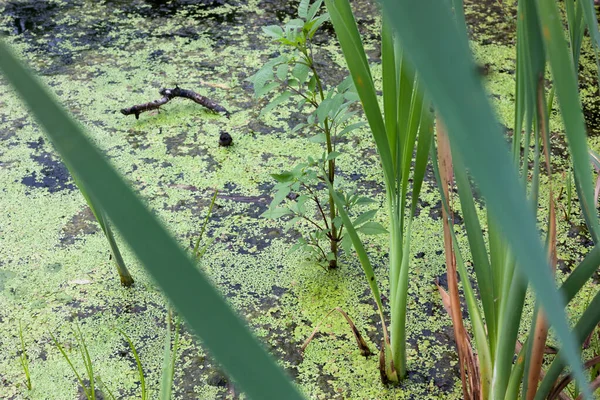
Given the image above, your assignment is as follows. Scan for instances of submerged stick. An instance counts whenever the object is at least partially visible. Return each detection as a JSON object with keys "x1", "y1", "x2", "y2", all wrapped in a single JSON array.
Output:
[{"x1": 120, "y1": 87, "x2": 230, "y2": 119}]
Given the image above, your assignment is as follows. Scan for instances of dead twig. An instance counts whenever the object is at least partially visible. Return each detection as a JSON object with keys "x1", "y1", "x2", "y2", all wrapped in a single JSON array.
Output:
[{"x1": 120, "y1": 87, "x2": 230, "y2": 119}]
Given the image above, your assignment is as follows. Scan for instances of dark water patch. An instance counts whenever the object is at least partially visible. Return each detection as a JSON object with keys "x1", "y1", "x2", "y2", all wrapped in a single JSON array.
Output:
[
  {"x1": 21, "y1": 138, "x2": 75, "y2": 193},
  {"x1": 126, "y1": 129, "x2": 151, "y2": 150},
  {"x1": 60, "y1": 206, "x2": 100, "y2": 246},
  {"x1": 0, "y1": 270, "x2": 16, "y2": 292},
  {"x1": 45, "y1": 263, "x2": 63, "y2": 273},
  {"x1": 257, "y1": 0, "x2": 300, "y2": 23},
  {"x1": 64, "y1": 302, "x2": 105, "y2": 321},
  {"x1": 464, "y1": 0, "x2": 516, "y2": 45},
  {"x1": 106, "y1": 0, "x2": 234, "y2": 19},
  {"x1": 164, "y1": 131, "x2": 217, "y2": 158},
  {"x1": 3, "y1": 1, "x2": 62, "y2": 36},
  {"x1": 216, "y1": 192, "x2": 271, "y2": 218}
]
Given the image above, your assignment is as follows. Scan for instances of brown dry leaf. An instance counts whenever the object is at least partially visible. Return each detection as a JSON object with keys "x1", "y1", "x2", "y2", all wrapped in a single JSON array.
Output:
[
  {"x1": 301, "y1": 307, "x2": 372, "y2": 357},
  {"x1": 526, "y1": 77, "x2": 558, "y2": 400}
]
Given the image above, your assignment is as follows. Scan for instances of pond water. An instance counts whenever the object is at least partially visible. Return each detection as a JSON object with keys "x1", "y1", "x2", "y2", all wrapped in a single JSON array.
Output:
[{"x1": 0, "y1": 0, "x2": 598, "y2": 399}]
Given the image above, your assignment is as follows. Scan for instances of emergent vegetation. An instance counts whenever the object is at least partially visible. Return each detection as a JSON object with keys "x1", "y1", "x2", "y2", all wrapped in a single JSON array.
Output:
[{"x1": 1, "y1": 0, "x2": 600, "y2": 398}]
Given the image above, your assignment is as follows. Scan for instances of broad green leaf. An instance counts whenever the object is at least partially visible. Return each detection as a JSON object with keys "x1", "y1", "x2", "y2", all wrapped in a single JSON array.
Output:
[
  {"x1": 292, "y1": 63, "x2": 310, "y2": 84},
  {"x1": 0, "y1": 41, "x2": 304, "y2": 400}
]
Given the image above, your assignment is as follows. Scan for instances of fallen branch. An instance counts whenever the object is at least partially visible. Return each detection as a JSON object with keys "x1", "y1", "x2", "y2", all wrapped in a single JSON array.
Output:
[{"x1": 120, "y1": 87, "x2": 230, "y2": 119}]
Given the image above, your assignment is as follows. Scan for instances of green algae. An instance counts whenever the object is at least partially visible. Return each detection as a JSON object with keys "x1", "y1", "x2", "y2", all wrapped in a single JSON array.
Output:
[{"x1": 1, "y1": 0, "x2": 599, "y2": 399}]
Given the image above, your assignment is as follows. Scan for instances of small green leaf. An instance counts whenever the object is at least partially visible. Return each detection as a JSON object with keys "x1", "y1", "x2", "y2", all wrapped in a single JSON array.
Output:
[
  {"x1": 285, "y1": 216, "x2": 302, "y2": 231},
  {"x1": 333, "y1": 216, "x2": 343, "y2": 229},
  {"x1": 289, "y1": 242, "x2": 304, "y2": 253},
  {"x1": 256, "y1": 81, "x2": 280, "y2": 98},
  {"x1": 307, "y1": 74, "x2": 317, "y2": 92},
  {"x1": 291, "y1": 123, "x2": 306, "y2": 133},
  {"x1": 271, "y1": 172, "x2": 293, "y2": 183},
  {"x1": 262, "y1": 25, "x2": 284, "y2": 38},
  {"x1": 298, "y1": 0, "x2": 310, "y2": 18},
  {"x1": 260, "y1": 91, "x2": 292, "y2": 116},
  {"x1": 353, "y1": 209, "x2": 378, "y2": 227},
  {"x1": 338, "y1": 121, "x2": 367, "y2": 136},
  {"x1": 317, "y1": 98, "x2": 333, "y2": 123},
  {"x1": 326, "y1": 252, "x2": 337, "y2": 261},
  {"x1": 356, "y1": 196, "x2": 376, "y2": 205},
  {"x1": 327, "y1": 93, "x2": 345, "y2": 118},
  {"x1": 308, "y1": 133, "x2": 327, "y2": 143},
  {"x1": 292, "y1": 63, "x2": 310, "y2": 83},
  {"x1": 261, "y1": 207, "x2": 292, "y2": 219},
  {"x1": 343, "y1": 91, "x2": 360, "y2": 102},
  {"x1": 340, "y1": 234, "x2": 352, "y2": 254},
  {"x1": 272, "y1": 187, "x2": 292, "y2": 206},
  {"x1": 308, "y1": 13, "x2": 330, "y2": 38},
  {"x1": 326, "y1": 151, "x2": 341, "y2": 161},
  {"x1": 287, "y1": 18, "x2": 305, "y2": 29},
  {"x1": 357, "y1": 221, "x2": 388, "y2": 235},
  {"x1": 276, "y1": 64, "x2": 288, "y2": 80},
  {"x1": 307, "y1": 0, "x2": 325, "y2": 20},
  {"x1": 336, "y1": 75, "x2": 355, "y2": 92}
]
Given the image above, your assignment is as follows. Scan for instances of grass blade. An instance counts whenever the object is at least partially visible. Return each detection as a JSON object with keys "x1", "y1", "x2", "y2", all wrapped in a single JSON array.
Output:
[
  {"x1": 375, "y1": 1, "x2": 591, "y2": 396},
  {"x1": 537, "y1": 0, "x2": 600, "y2": 243},
  {"x1": 119, "y1": 329, "x2": 147, "y2": 400},
  {"x1": 0, "y1": 41, "x2": 304, "y2": 400}
]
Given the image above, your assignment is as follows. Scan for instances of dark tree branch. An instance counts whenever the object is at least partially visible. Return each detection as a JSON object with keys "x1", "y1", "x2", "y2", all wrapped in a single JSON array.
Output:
[{"x1": 120, "y1": 87, "x2": 230, "y2": 119}]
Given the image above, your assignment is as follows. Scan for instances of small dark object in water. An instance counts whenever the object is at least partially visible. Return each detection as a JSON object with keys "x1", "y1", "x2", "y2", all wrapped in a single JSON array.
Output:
[
  {"x1": 219, "y1": 131, "x2": 233, "y2": 147},
  {"x1": 287, "y1": 192, "x2": 298, "y2": 201},
  {"x1": 120, "y1": 86, "x2": 230, "y2": 119},
  {"x1": 476, "y1": 63, "x2": 491, "y2": 77}
]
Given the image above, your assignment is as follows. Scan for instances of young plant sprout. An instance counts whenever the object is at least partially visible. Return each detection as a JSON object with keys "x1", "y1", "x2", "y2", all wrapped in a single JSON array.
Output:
[{"x1": 18, "y1": 321, "x2": 32, "y2": 391}]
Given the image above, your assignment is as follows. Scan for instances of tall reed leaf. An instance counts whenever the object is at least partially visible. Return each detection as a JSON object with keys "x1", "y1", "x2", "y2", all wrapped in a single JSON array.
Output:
[
  {"x1": 0, "y1": 41, "x2": 303, "y2": 400},
  {"x1": 375, "y1": 0, "x2": 590, "y2": 396},
  {"x1": 325, "y1": 0, "x2": 432, "y2": 379}
]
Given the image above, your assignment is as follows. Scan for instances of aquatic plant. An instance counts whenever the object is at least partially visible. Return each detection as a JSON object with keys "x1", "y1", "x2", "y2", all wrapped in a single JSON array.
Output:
[
  {"x1": 159, "y1": 309, "x2": 181, "y2": 400},
  {"x1": 50, "y1": 324, "x2": 100, "y2": 400},
  {"x1": 76, "y1": 180, "x2": 134, "y2": 287},
  {"x1": 192, "y1": 189, "x2": 218, "y2": 261},
  {"x1": 0, "y1": 42, "x2": 303, "y2": 400},
  {"x1": 324, "y1": 0, "x2": 596, "y2": 394},
  {"x1": 428, "y1": 0, "x2": 600, "y2": 398},
  {"x1": 320, "y1": 0, "x2": 433, "y2": 382},
  {"x1": 249, "y1": 0, "x2": 383, "y2": 269},
  {"x1": 119, "y1": 329, "x2": 148, "y2": 400},
  {"x1": 18, "y1": 321, "x2": 32, "y2": 391}
]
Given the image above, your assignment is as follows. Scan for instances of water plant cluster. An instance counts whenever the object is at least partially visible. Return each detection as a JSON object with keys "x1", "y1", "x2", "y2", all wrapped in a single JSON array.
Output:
[{"x1": 2, "y1": 0, "x2": 600, "y2": 399}]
